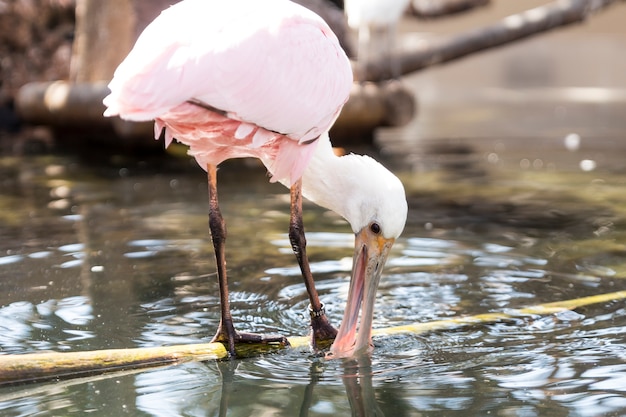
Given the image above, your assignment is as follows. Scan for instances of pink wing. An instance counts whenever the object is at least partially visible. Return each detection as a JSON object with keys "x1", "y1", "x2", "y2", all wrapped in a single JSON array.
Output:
[{"x1": 103, "y1": 0, "x2": 353, "y2": 144}]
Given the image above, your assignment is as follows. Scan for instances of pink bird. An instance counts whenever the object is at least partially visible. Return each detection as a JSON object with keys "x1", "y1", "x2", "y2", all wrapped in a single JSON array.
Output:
[{"x1": 104, "y1": 0, "x2": 407, "y2": 359}]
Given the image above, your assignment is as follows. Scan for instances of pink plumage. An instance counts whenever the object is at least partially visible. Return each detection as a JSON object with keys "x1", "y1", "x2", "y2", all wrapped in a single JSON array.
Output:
[{"x1": 104, "y1": 0, "x2": 353, "y2": 185}]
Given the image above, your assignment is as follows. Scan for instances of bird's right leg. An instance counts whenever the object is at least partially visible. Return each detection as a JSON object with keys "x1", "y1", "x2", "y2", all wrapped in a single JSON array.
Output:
[
  {"x1": 289, "y1": 179, "x2": 338, "y2": 350},
  {"x1": 207, "y1": 164, "x2": 288, "y2": 356}
]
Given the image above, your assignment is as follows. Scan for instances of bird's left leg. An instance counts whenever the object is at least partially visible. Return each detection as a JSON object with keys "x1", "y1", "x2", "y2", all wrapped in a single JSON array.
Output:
[
  {"x1": 207, "y1": 164, "x2": 289, "y2": 356},
  {"x1": 207, "y1": 164, "x2": 238, "y2": 354},
  {"x1": 289, "y1": 179, "x2": 338, "y2": 349}
]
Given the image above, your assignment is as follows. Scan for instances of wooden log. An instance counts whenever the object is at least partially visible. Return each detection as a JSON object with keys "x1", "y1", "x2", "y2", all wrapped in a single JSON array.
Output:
[
  {"x1": 1, "y1": 290, "x2": 625, "y2": 387},
  {"x1": 16, "y1": 81, "x2": 110, "y2": 127},
  {"x1": 367, "y1": 0, "x2": 624, "y2": 81},
  {"x1": 15, "y1": 81, "x2": 417, "y2": 141}
]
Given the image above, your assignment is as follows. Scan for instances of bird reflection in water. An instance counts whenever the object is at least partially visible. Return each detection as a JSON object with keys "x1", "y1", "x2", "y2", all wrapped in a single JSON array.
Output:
[{"x1": 215, "y1": 356, "x2": 386, "y2": 417}]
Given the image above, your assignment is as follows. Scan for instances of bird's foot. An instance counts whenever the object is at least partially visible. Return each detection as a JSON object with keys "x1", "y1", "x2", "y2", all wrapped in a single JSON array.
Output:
[
  {"x1": 211, "y1": 321, "x2": 290, "y2": 357},
  {"x1": 309, "y1": 304, "x2": 338, "y2": 351}
]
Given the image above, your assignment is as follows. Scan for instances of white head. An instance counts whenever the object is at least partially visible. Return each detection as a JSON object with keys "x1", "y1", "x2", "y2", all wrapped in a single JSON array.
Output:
[
  {"x1": 337, "y1": 153, "x2": 407, "y2": 239},
  {"x1": 301, "y1": 137, "x2": 407, "y2": 241}
]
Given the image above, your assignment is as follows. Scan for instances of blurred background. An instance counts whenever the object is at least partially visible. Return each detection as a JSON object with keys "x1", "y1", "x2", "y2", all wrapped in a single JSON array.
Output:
[{"x1": 2, "y1": 0, "x2": 625, "y2": 157}]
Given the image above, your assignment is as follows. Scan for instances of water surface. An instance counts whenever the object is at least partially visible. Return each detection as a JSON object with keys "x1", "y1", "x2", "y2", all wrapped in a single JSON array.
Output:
[{"x1": 1, "y1": 138, "x2": 626, "y2": 416}]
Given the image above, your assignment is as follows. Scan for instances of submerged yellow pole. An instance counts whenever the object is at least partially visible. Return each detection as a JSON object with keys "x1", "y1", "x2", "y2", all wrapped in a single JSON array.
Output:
[
  {"x1": 373, "y1": 290, "x2": 626, "y2": 337},
  {"x1": 1, "y1": 290, "x2": 625, "y2": 386}
]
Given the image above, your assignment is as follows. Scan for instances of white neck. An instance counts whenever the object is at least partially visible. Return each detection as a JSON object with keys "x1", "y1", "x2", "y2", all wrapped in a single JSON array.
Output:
[{"x1": 300, "y1": 134, "x2": 363, "y2": 233}]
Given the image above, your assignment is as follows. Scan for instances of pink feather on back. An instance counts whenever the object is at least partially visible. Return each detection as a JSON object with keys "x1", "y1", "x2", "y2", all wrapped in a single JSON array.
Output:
[{"x1": 103, "y1": 0, "x2": 353, "y2": 185}]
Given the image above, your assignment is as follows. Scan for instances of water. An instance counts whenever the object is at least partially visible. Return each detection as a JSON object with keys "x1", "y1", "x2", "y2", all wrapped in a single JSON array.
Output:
[
  {"x1": 3, "y1": 1, "x2": 625, "y2": 413},
  {"x1": 0, "y1": 136, "x2": 626, "y2": 416}
]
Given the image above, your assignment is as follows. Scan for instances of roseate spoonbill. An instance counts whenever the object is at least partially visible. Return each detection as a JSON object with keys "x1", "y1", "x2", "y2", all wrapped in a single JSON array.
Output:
[
  {"x1": 345, "y1": 0, "x2": 411, "y2": 80},
  {"x1": 103, "y1": 0, "x2": 407, "y2": 358}
]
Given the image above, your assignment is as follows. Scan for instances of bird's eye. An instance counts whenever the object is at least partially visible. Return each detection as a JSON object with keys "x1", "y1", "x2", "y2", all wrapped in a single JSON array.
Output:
[{"x1": 370, "y1": 222, "x2": 381, "y2": 235}]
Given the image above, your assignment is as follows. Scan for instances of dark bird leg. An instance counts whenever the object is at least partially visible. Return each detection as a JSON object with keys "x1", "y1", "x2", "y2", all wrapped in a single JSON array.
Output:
[
  {"x1": 207, "y1": 164, "x2": 289, "y2": 356},
  {"x1": 206, "y1": 164, "x2": 237, "y2": 353},
  {"x1": 289, "y1": 179, "x2": 338, "y2": 349}
]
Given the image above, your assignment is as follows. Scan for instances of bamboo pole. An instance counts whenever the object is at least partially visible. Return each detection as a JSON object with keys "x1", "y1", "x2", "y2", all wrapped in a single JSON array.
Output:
[
  {"x1": 374, "y1": 290, "x2": 626, "y2": 337},
  {"x1": 0, "y1": 343, "x2": 228, "y2": 386},
  {"x1": 1, "y1": 289, "x2": 625, "y2": 386}
]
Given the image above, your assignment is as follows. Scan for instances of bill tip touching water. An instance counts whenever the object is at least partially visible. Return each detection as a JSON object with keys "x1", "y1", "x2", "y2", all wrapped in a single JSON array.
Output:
[{"x1": 103, "y1": 0, "x2": 407, "y2": 358}]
